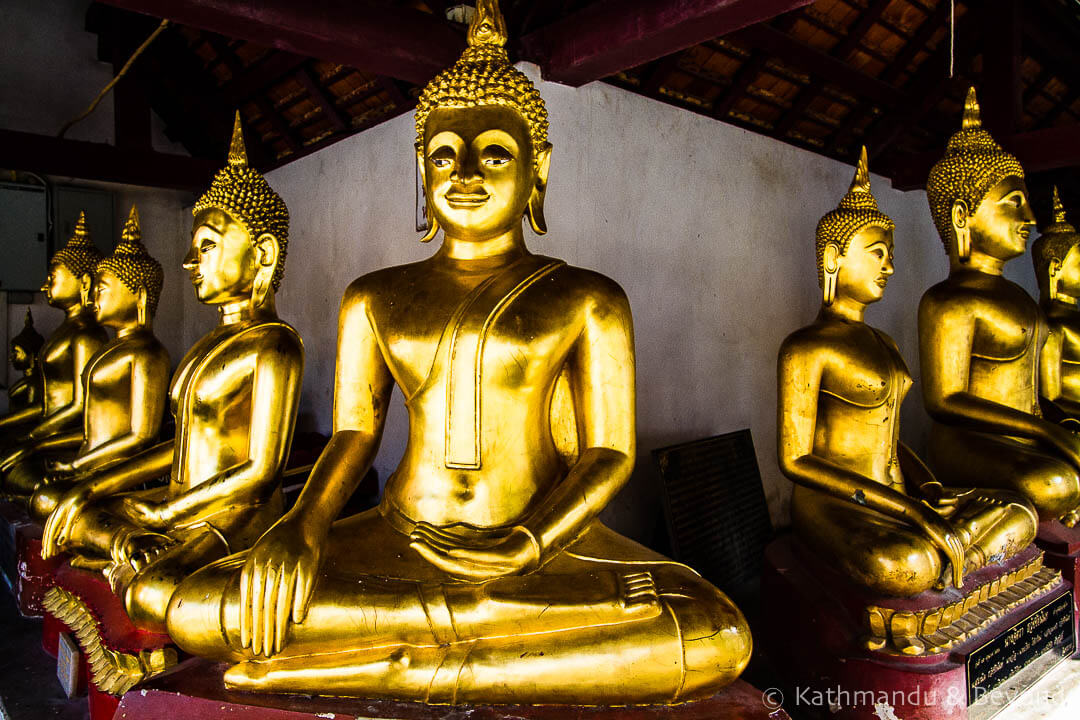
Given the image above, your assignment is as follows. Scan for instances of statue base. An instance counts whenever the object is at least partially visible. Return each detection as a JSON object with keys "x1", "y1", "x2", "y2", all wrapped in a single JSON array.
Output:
[
  {"x1": 1037, "y1": 519, "x2": 1080, "y2": 614},
  {"x1": 0, "y1": 502, "x2": 62, "y2": 618},
  {"x1": 762, "y1": 534, "x2": 1076, "y2": 720},
  {"x1": 114, "y1": 659, "x2": 790, "y2": 719},
  {"x1": 42, "y1": 561, "x2": 176, "y2": 714}
]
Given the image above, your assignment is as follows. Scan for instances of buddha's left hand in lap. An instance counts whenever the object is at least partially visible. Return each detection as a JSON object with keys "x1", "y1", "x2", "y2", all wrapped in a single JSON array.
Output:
[{"x1": 410, "y1": 522, "x2": 540, "y2": 581}]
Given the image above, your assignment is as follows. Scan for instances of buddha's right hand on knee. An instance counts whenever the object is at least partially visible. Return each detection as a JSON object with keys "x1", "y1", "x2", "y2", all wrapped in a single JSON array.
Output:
[
  {"x1": 239, "y1": 513, "x2": 322, "y2": 657},
  {"x1": 42, "y1": 486, "x2": 93, "y2": 559},
  {"x1": 912, "y1": 505, "x2": 966, "y2": 588}
]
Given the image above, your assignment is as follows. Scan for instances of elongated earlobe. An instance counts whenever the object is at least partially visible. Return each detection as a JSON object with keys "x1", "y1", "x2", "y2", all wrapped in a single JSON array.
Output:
[
  {"x1": 1049, "y1": 258, "x2": 1062, "y2": 301},
  {"x1": 80, "y1": 274, "x2": 92, "y2": 308},
  {"x1": 526, "y1": 143, "x2": 552, "y2": 235},
  {"x1": 137, "y1": 287, "x2": 148, "y2": 327},
  {"x1": 822, "y1": 243, "x2": 839, "y2": 306},
  {"x1": 417, "y1": 149, "x2": 440, "y2": 243},
  {"x1": 251, "y1": 233, "x2": 278, "y2": 309},
  {"x1": 952, "y1": 200, "x2": 971, "y2": 262}
]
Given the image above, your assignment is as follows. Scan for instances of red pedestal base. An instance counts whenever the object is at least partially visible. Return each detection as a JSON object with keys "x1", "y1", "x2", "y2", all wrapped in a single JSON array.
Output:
[
  {"x1": 14, "y1": 522, "x2": 63, "y2": 618},
  {"x1": 43, "y1": 563, "x2": 174, "y2": 719},
  {"x1": 761, "y1": 534, "x2": 1075, "y2": 720},
  {"x1": 114, "y1": 661, "x2": 789, "y2": 719},
  {"x1": 1037, "y1": 519, "x2": 1080, "y2": 614}
]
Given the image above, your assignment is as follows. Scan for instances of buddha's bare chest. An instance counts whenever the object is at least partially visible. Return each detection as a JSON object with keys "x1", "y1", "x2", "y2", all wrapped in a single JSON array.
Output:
[
  {"x1": 820, "y1": 332, "x2": 910, "y2": 409},
  {"x1": 379, "y1": 290, "x2": 573, "y2": 397},
  {"x1": 170, "y1": 334, "x2": 256, "y2": 423},
  {"x1": 41, "y1": 331, "x2": 77, "y2": 384},
  {"x1": 85, "y1": 346, "x2": 132, "y2": 404},
  {"x1": 1058, "y1": 323, "x2": 1080, "y2": 367},
  {"x1": 969, "y1": 292, "x2": 1043, "y2": 362}
]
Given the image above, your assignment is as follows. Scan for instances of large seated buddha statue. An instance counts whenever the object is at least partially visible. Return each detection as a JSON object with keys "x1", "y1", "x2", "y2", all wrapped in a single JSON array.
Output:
[
  {"x1": 39, "y1": 114, "x2": 304, "y2": 633},
  {"x1": 7, "y1": 310, "x2": 45, "y2": 413},
  {"x1": 1033, "y1": 188, "x2": 1080, "y2": 426},
  {"x1": 0, "y1": 207, "x2": 171, "y2": 506},
  {"x1": 919, "y1": 88, "x2": 1080, "y2": 528},
  {"x1": 0, "y1": 213, "x2": 108, "y2": 451},
  {"x1": 166, "y1": 1, "x2": 751, "y2": 705},
  {"x1": 777, "y1": 148, "x2": 1038, "y2": 654}
]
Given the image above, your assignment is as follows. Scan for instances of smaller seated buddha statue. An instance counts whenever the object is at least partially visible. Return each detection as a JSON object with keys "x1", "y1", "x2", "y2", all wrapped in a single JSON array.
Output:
[
  {"x1": 0, "y1": 207, "x2": 170, "y2": 506},
  {"x1": 38, "y1": 115, "x2": 303, "y2": 635},
  {"x1": 919, "y1": 89, "x2": 1080, "y2": 528},
  {"x1": 165, "y1": 2, "x2": 751, "y2": 705},
  {"x1": 1033, "y1": 188, "x2": 1080, "y2": 426},
  {"x1": 0, "y1": 213, "x2": 108, "y2": 451},
  {"x1": 7, "y1": 309, "x2": 45, "y2": 412},
  {"x1": 777, "y1": 148, "x2": 1037, "y2": 654}
]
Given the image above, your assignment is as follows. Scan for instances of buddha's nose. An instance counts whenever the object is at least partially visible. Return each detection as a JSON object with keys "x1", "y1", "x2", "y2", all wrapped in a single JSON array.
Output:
[
  {"x1": 453, "y1": 150, "x2": 482, "y2": 184},
  {"x1": 182, "y1": 249, "x2": 198, "y2": 269}
]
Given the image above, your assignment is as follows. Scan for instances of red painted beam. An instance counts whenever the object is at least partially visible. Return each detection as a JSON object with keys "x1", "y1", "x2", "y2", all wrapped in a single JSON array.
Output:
[
  {"x1": 97, "y1": 0, "x2": 464, "y2": 86},
  {"x1": 518, "y1": 0, "x2": 814, "y2": 87},
  {"x1": 1, "y1": 129, "x2": 218, "y2": 191},
  {"x1": 884, "y1": 124, "x2": 1080, "y2": 191}
]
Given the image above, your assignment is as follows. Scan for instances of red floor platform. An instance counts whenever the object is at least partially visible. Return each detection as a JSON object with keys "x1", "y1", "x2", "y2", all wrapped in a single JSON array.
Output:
[
  {"x1": 114, "y1": 659, "x2": 790, "y2": 720},
  {"x1": 761, "y1": 533, "x2": 1076, "y2": 720}
]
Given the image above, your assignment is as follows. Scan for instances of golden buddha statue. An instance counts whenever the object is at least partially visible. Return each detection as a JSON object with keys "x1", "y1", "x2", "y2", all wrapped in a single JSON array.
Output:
[
  {"x1": 7, "y1": 309, "x2": 45, "y2": 412},
  {"x1": 39, "y1": 115, "x2": 304, "y2": 636},
  {"x1": 1033, "y1": 187, "x2": 1080, "y2": 426},
  {"x1": 919, "y1": 88, "x2": 1080, "y2": 528},
  {"x1": 0, "y1": 213, "x2": 108, "y2": 449},
  {"x1": 165, "y1": 1, "x2": 750, "y2": 705},
  {"x1": 777, "y1": 149, "x2": 1037, "y2": 654},
  {"x1": 0, "y1": 207, "x2": 171, "y2": 506}
]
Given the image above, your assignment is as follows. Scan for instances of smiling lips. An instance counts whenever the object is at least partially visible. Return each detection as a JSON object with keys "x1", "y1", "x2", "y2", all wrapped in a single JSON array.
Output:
[
  {"x1": 876, "y1": 277, "x2": 889, "y2": 288},
  {"x1": 445, "y1": 191, "x2": 489, "y2": 207}
]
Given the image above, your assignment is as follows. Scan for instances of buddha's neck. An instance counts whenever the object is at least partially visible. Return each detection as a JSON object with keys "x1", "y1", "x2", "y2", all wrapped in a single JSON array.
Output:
[
  {"x1": 63, "y1": 303, "x2": 89, "y2": 321},
  {"x1": 821, "y1": 296, "x2": 866, "y2": 323},
  {"x1": 440, "y1": 226, "x2": 527, "y2": 262},
  {"x1": 115, "y1": 322, "x2": 149, "y2": 339},
  {"x1": 951, "y1": 249, "x2": 1006, "y2": 276},
  {"x1": 219, "y1": 296, "x2": 276, "y2": 326}
]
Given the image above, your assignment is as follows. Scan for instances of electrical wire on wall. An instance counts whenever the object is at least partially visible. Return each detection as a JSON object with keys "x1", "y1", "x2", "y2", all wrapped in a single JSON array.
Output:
[{"x1": 57, "y1": 19, "x2": 170, "y2": 139}]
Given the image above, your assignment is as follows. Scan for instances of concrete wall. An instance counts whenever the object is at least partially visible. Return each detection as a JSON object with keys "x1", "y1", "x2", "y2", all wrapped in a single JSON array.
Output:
[{"x1": 255, "y1": 65, "x2": 1040, "y2": 540}]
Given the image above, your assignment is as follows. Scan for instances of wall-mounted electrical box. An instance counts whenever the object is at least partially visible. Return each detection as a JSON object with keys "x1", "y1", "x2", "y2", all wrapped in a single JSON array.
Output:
[{"x1": 0, "y1": 182, "x2": 49, "y2": 292}]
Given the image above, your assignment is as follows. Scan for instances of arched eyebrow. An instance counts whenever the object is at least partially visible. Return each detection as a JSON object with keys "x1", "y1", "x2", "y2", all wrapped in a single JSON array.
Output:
[
  {"x1": 427, "y1": 131, "x2": 464, "y2": 152},
  {"x1": 474, "y1": 129, "x2": 519, "y2": 155},
  {"x1": 999, "y1": 190, "x2": 1026, "y2": 203}
]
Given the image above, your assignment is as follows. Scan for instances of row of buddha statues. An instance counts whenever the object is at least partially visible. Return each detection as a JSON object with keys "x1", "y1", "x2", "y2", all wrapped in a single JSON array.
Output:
[{"x1": 0, "y1": 0, "x2": 1075, "y2": 706}]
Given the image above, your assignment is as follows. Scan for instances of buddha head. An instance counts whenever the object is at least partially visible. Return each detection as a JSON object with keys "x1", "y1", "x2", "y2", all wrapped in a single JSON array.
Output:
[
  {"x1": 816, "y1": 147, "x2": 896, "y2": 306},
  {"x1": 926, "y1": 88, "x2": 1034, "y2": 264},
  {"x1": 186, "y1": 113, "x2": 289, "y2": 311},
  {"x1": 414, "y1": 0, "x2": 551, "y2": 243},
  {"x1": 43, "y1": 211, "x2": 102, "y2": 311},
  {"x1": 1032, "y1": 187, "x2": 1080, "y2": 306},
  {"x1": 10, "y1": 309, "x2": 43, "y2": 373},
  {"x1": 93, "y1": 206, "x2": 164, "y2": 329}
]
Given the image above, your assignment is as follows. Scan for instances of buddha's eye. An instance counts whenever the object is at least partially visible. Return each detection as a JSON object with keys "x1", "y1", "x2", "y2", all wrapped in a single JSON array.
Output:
[
  {"x1": 200, "y1": 239, "x2": 216, "y2": 254},
  {"x1": 1002, "y1": 192, "x2": 1025, "y2": 208},
  {"x1": 871, "y1": 248, "x2": 884, "y2": 259},
  {"x1": 482, "y1": 145, "x2": 513, "y2": 167},
  {"x1": 429, "y1": 146, "x2": 456, "y2": 169}
]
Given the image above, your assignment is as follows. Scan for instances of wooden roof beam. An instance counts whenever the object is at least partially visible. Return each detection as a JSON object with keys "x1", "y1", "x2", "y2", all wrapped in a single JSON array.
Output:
[
  {"x1": 0, "y1": 129, "x2": 217, "y2": 191},
  {"x1": 97, "y1": 0, "x2": 465, "y2": 86},
  {"x1": 885, "y1": 123, "x2": 1080, "y2": 191},
  {"x1": 517, "y1": 0, "x2": 814, "y2": 87},
  {"x1": 730, "y1": 23, "x2": 909, "y2": 109}
]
